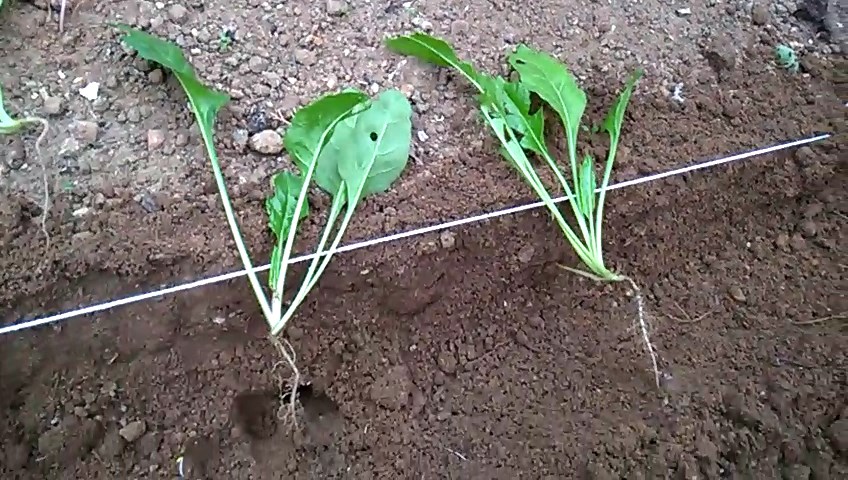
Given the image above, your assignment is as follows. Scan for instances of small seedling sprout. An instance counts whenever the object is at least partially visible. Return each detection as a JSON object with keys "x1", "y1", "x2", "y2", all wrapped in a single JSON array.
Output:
[
  {"x1": 386, "y1": 32, "x2": 661, "y2": 387},
  {"x1": 0, "y1": 85, "x2": 52, "y2": 248},
  {"x1": 775, "y1": 44, "x2": 800, "y2": 73},
  {"x1": 114, "y1": 25, "x2": 413, "y2": 422}
]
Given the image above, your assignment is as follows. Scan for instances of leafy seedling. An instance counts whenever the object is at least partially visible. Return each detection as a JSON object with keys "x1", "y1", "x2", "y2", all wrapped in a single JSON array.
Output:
[
  {"x1": 775, "y1": 44, "x2": 800, "y2": 73},
  {"x1": 1, "y1": 85, "x2": 52, "y2": 248},
  {"x1": 386, "y1": 32, "x2": 661, "y2": 387},
  {"x1": 115, "y1": 25, "x2": 414, "y2": 422}
]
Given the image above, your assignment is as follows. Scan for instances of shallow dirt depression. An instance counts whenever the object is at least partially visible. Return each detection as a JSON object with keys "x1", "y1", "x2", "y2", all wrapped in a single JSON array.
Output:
[{"x1": 1, "y1": 1, "x2": 846, "y2": 479}]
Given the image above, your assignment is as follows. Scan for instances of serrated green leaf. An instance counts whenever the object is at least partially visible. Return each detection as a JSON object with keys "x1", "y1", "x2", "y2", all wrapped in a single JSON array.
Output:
[
  {"x1": 576, "y1": 154, "x2": 596, "y2": 219},
  {"x1": 478, "y1": 74, "x2": 548, "y2": 157},
  {"x1": 113, "y1": 23, "x2": 230, "y2": 131},
  {"x1": 265, "y1": 172, "x2": 310, "y2": 290},
  {"x1": 385, "y1": 32, "x2": 483, "y2": 92},
  {"x1": 284, "y1": 90, "x2": 370, "y2": 190},
  {"x1": 507, "y1": 45, "x2": 586, "y2": 171},
  {"x1": 324, "y1": 89, "x2": 413, "y2": 207}
]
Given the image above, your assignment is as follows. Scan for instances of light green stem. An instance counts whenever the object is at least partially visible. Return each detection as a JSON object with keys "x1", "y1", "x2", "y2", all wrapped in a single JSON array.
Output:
[{"x1": 180, "y1": 80, "x2": 273, "y2": 322}]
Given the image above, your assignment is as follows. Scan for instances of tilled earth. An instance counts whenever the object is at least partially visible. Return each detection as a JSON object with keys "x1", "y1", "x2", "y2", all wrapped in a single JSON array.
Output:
[{"x1": 1, "y1": 1, "x2": 846, "y2": 479}]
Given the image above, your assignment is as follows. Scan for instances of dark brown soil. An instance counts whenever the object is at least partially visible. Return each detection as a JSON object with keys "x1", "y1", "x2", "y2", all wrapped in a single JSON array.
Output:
[{"x1": 1, "y1": 1, "x2": 846, "y2": 479}]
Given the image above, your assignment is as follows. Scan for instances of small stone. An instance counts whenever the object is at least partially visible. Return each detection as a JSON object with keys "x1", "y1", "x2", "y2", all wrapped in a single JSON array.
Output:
[
  {"x1": 789, "y1": 233, "x2": 807, "y2": 251},
  {"x1": 249, "y1": 130, "x2": 283, "y2": 155},
  {"x1": 326, "y1": 0, "x2": 348, "y2": 16},
  {"x1": 450, "y1": 19, "x2": 469, "y2": 35},
  {"x1": 294, "y1": 48, "x2": 317, "y2": 66},
  {"x1": 799, "y1": 220, "x2": 817, "y2": 238},
  {"x1": 248, "y1": 56, "x2": 268, "y2": 74},
  {"x1": 43, "y1": 96, "x2": 63, "y2": 115},
  {"x1": 168, "y1": 4, "x2": 188, "y2": 23},
  {"x1": 369, "y1": 365, "x2": 413, "y2": 411},
  {"x1": 437, "y1": 351, "x2": 457, "y2": 374},
  {"x1": 4, "y1": 137, "x2": 26, "y2": 169},
  {"x1": 775, "y1": 233, "x2": 790, "y2": 249},
  {"x1": 232, "y1": 128, "x2": 249, "y2": 150},
  {"x1": 827, "y1": 419, "x2": 848, "y2": 454},
  {"x1": 782, "y1": 464, "x2": 811, "y2": 480},
  {"x1": 676, "y1": 7, "x2": 692, "y2": 16},
  {"x1": 119, "y1": 420, "x2": 146, "y2": 443},
  {"x1": 703, "y1": 35, "x2": 737, "y2": 75},
  {"x1": 728, "y1": 285, "x2": 746, "y2": 302},
  {"x1": 517, "y1": 244, "x2": 535, "y2": 263},
  {"x1": 147, "y1": 129, "x2": 165, "y2": 150},
  {"x1": 98, "y1": 431, "x2": 126, "y2": 458},
  {"x1": 71, "y1": 120, "x2": 99, "y2": 145},
  {"x1": 139, "y1": 192, "x2": 160, "y2": 213},
  {"x1": 751, "y1": 4, "x2": 770, "y2": 25},
  {"x1": 439, "y1": 230, "x2": 456, "y2": 249},
  {"x1": 794, "y1": 146, "x2": 815, "y2": 166},
  {"x1": 78, "y1": 82, "x2": 99, "y2": 101},
  {"x1": 147, "y1": 69, "x2": 164, "y2": 84},
  {"x1": 528, "y1": 315, "x2": 545, "y2": 328}
]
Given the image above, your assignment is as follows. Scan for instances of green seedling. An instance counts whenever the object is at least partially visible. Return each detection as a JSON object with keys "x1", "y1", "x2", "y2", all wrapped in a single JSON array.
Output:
[
  {"x1": 114, "y1": 25, "x2": 413, "y2": 420},
  {"x1": 217, "y1": 28, "x2": 234, "y2": 52},
  {"x1": 775, "y1": 44, "x2": 799, "y2": 73},
  {"x1": 386, "y1": 32, "x2": 660, "y2": 387},
  {"x1": 1, "y1": 85, "x2": 52, "y2": 247}
]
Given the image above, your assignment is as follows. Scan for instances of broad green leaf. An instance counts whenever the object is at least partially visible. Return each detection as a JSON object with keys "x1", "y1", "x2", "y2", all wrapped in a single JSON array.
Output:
[
  {"x1": 113, "y1": 23, "x2": 230, "y2": 131},
  {"x1": 284, "y1": 89, "x2": 370, "y2": 183},
  {"x1": 507, "y1": 45, "x2": 586, "y2": 165},
  {"x1": 328, "y1": 89, "x2": 412, "y2": 206},
  {"x1": 385, "y1": 32, "x2": 483, "y2": 92},
  {"x1": 576, "y1": 154, "x2": 596, "y2": 219},
  {"x1": 265, "y1": 172, "x2": 310, "y2": 290}
]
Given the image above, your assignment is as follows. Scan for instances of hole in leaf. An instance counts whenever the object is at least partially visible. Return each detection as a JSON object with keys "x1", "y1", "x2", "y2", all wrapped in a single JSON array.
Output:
[{"x1": 369, "y1": 131, "x2": 378, "y2": 141}]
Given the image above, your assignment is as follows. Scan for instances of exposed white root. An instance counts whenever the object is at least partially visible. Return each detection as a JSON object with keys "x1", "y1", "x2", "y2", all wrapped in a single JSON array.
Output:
[
  {"x1": 31, "y1": 117, "x2": 51, "y2": 252},
  {"x1": 270, "y1": 336, "x2": 302, "y2": 430},
  {"x1": 621, "y1": 276, "x2": 661, "y2": 388}
]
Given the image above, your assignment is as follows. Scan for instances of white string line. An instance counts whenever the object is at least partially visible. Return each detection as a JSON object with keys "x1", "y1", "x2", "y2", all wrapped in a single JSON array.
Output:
[{"x1": 0, "y1": 132, "x2": 831, "y2": 336}]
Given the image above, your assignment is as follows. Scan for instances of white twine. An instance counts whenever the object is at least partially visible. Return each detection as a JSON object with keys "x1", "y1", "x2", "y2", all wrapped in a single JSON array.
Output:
[{"x1": 0, "y1": 133, "x2": 831, "y2": 336}]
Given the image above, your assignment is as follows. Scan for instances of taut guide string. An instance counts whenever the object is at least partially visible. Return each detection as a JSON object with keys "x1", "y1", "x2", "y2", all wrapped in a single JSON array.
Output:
[{"x1": 0, "y1": 132, "x2": 832, "y2": 336}]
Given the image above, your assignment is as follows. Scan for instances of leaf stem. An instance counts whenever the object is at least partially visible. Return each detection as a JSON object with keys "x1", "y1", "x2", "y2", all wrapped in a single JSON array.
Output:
[
  {"x1": 271, "y1": 189, "x2": 345, "y2": 336},
  {"x1": 181, "y1": 83, "x2": 273, "y2": 322}
]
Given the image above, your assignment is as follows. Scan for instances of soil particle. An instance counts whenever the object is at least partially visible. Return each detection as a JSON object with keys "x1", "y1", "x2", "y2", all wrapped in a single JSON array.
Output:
[
  {"x1": 42, "y1": 95, "x2": 63, "y2": 115},
  {"x1": 827, "y1": 419, "x2": 848, "y2": 455},
  {"x1": 119, "y1": 419, "x2": 147, "y2": 443},
  {"x1": 3, "y1": 441, "x2": 30, "y2": 470},
  {"x1": 97, "y1": 430, "x2": 126, "y2": 458},
  {"x1": 4, "y1": 137, "x2": 27, "y2": 169},
  {"x1": 37, "y1": 418, "x2": 105, "y2": 465},
  {"x1": 147, "y1": 129, "x2": 166, "y2": 150},
  {"x1": 369, "y1": 365, "x2": 414, "y2": 411},
  {"x1": 249, "y1": 129, "x2": 284, "y2": 155},
  {"x1": 70, "y1": 120, "x2": 99, "y2": 146},
  {"x1": 753, "y1": 4, "x2": 772, "y2": 25}
]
